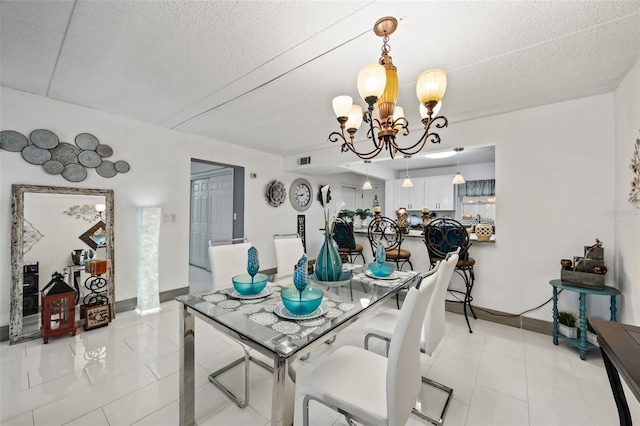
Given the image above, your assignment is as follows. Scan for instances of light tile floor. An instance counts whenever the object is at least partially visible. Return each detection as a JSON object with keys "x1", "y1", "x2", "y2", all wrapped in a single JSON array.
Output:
[{"x1": 2, "y1": 278, "x2": 639, "y2": 425}]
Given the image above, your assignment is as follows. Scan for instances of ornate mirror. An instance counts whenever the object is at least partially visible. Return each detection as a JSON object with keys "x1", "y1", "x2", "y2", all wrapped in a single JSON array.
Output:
[{"x1": 10, "y1": 184, "x2": 115, "y2": 344}]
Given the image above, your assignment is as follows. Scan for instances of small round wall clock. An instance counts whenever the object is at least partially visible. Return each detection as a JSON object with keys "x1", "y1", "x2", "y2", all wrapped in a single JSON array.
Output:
[{"x1": 289, "y1": 178, "x2": 313, "y2": 212}]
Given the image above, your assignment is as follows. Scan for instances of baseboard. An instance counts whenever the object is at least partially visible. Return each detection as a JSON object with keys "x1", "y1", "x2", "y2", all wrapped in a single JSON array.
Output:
[
  {"x1": 445, "y1": 300, "x2": 553, "y2": 335},
  {"x1": 1, "y1": 286, "x2": 190, "y2": 343}
]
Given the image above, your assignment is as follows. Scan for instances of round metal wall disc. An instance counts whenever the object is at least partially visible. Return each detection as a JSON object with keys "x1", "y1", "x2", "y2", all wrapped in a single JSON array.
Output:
[
  {"x1": 96, "y1": 160, "x2": 117, "y2": 178},
  {"x1": 79, "y1": 150, "x2": 101, "y2": 168},
  {"x1": 114, "y1": 160, "x2": 130, "y2": 173},
  {"x1": 0, "y1": 130, "x2": 28, "y2": 152},
  {"x1": 43, "y1": 160, "x2": 64, "y2": 175},
  {"x1": 62, "y1": 163, "x2": 87, "y2": 182},
  {"x1": 22, "y1": 145, "x2": 51, "y2": 165},
  {"x1": 75, "y1": 133, "x2": 99, "y2": 150},
  {"x1": 96, "y1": 144, "x2": 113, "y2": 157},
  {"x1": 30, "y1": 129, "x2": 60, "y2": 149},
  {"x1": 49, "y1": 142, "x2": 80, "y2": 165}
]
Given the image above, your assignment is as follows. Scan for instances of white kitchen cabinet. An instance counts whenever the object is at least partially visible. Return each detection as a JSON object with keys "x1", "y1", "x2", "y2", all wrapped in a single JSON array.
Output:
[
  {"x1": 394, "y1": 178, "x2": 424, "y2": 210},
  {"x1": 423, "y1": 175, "x2": 455, "y2": 210}
]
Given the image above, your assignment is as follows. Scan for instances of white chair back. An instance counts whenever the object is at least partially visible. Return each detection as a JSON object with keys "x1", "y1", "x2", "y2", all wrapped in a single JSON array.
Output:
[
  {"x1": 273, "y1": 234, "x2": 304, "y2": 278},
  {"x1": 208, "y1": 241, "x2": 252, "y2": 290},
  {"x1": 422, "y1": 248, "x2": 460, "y2": 355},
  {"x1": 387, "y1": 272, "x2": 438, "y2": 426}
]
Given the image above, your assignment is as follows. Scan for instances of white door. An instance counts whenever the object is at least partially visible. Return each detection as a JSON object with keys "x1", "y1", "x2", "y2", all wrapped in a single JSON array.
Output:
[
  {"x1": 189, "y1": 178, "x2": 210, "y2": 268},
  {"x1": 189, "y1": 169, "x2": 234, "y2": 270},
  {"x1": 341, "y1": 185, "x2": 357, "y2": 211},
  {"x1": 208, "y1": 170, "x2": 234, "y2": 247}
]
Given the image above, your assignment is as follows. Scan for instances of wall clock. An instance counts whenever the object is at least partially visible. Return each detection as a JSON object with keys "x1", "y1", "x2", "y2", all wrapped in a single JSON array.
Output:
[{"x1": 289, "y1": 178, "x2": 313, "y2": 212}]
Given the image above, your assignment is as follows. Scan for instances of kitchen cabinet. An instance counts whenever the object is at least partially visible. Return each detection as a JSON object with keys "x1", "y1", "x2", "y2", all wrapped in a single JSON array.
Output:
[
  {"x1": 395, "y1": 178, "x2": 424, "y2": 210},
  {"x1": 423, "y1": 175, "x2": 455, "y2": 210}
]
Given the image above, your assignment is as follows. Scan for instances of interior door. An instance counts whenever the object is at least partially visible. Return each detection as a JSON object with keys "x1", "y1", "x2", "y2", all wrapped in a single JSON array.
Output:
[
  {"x1": 208, "y1": 170, "x2": 234, "y2": 251},
  {"x1": 341, "y1": 185, "x2": 357, "y2": 211},
  {"x1": 189, "y1": 178, "x2": 210, "y2": 268}
]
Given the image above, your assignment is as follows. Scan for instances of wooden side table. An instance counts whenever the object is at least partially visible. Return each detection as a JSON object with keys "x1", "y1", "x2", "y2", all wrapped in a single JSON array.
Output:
[{"x1": 549, "y1": 279, "x2": 620, "y2": 360}]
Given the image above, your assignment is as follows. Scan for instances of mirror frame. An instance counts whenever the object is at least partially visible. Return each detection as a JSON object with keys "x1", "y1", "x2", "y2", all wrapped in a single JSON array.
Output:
[
  {"x1": 79, "y1": 220, "x2": 106, "y2": 250},
  {"x1": 10, "y1": 184, "x2": 115, "y2": 344}
]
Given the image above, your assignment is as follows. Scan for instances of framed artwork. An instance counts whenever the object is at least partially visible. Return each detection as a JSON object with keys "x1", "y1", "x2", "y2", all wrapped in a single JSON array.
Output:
[
  {"x1": 84, "y1": 303, "x2": 110, "y2": 330},
  {"x1": 297, "y1": 215, "x2": 307, "y2": 252}
]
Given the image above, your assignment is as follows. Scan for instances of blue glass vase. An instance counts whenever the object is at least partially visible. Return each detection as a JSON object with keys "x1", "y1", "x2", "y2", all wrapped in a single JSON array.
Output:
[{"x1": 315, "y1": 232, "x2": 342, "y2": 281}]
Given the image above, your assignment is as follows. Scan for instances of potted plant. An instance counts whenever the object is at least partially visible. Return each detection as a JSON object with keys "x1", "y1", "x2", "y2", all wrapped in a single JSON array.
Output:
[
  {"x1": 557, "y1": 311, "x2": 578, "y2": 339},
  {"x1": 586, "y1": 319, "x2": 599, "y2": 346},
  {"x1": 354, "y1": 208, "x2": 373, "y2": 228},
  {"x1": 338, "y1": 209, "x2": 355, "y2": 221}
]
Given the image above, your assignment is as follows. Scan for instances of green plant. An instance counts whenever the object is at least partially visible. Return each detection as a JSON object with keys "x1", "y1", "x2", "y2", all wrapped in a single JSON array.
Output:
[
  {"x1": 354, "y1": 208, "x2": 373, "y2": 220},
  {"x1": 557, "y1": 311, "x2": 577, "y2": 327},
  {"x1": 339, "y1": 209, "x2": 355, "y2": 219},
  {"x1": 586, "y1": 319, "x2": 596, "y2": 334}
]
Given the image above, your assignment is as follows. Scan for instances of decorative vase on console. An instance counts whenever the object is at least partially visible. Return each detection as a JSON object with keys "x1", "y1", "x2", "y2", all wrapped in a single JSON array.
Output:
[
  {"x1": 315, "y1": 185, "x2": 344, "y2": 281},
  {"x1": 71, "y1": 249, "x2": 84, "y2": 265}
]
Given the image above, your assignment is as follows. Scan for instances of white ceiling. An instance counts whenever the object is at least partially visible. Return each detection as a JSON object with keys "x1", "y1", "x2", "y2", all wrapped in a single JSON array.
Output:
[{"x1": 2, "y1": 1, "x2": 639, "y2": 173}]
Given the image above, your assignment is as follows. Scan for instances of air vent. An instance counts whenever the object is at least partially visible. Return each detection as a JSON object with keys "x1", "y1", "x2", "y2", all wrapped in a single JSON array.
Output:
[{"x1": 297, "y1": 156, "x2": 311, "y2": 166}]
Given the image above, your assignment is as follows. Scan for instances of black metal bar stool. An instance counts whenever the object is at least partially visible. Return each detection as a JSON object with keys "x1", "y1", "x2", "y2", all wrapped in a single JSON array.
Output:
[{"x1": 424, "y1": 218, "x2": 476, "y2": 333}]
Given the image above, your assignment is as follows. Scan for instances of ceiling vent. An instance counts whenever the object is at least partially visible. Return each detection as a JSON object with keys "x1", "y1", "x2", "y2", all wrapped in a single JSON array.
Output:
[{"x1": 297, "y1": 156, "x2": 311, "y2": 166}]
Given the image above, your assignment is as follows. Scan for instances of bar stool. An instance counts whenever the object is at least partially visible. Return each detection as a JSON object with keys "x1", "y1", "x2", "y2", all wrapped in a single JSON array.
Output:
[
  {"x1": 333, "y1": 218, "x2": 365, "y2": 264},
  {"x1": 367, "y1": 216, "x2": 413, "y2": 271},
  {"x1": 424, "y1": 218, "x2": 477, "y2": 333}
]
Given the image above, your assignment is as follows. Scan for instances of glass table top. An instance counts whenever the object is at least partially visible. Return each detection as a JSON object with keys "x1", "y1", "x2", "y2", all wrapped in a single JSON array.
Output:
[{"x1": 176, "y1": 267, "x2": 419, "y2": 358}]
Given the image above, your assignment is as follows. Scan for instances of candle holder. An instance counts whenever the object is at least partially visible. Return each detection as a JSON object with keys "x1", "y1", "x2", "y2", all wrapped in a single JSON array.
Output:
[
  {"x1": 421, "y1": 212, "x2": 431, "y2": 230},
  {"x1": 396, "y1": 208, "x2": 409, "y2": 233},
  {"x1": 372, "y1": 212, "x2": 382, "y2": 232}
]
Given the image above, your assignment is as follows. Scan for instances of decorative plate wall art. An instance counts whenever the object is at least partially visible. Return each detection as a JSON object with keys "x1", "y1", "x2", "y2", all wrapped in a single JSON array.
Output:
[
  {"x1": 266, "y1": 180, "x2": 286, "y2": 207},
  {"x1": 0, "y1": 129, "x2": 130, "y2": 182},
  {"x1": 630, "y1": 136, "x2": 640, "y2": 207}
]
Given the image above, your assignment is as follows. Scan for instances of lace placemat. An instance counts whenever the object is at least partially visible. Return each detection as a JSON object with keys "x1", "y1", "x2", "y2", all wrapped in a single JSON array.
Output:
[
  {"x1": 243, "y1": 293, "x2": 357, "y2": 340},
  {"x1": 201, "y1": 284, "x2": 282, "y2": 311},
  {"x1": 352, "y1": 270, "x2": 419, "y2": 287}
]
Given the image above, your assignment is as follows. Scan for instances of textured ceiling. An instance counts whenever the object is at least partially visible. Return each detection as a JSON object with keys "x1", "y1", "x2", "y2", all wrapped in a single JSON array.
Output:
[{"x1": 2, "y1": 0, "x2": 639, "y2": 170}]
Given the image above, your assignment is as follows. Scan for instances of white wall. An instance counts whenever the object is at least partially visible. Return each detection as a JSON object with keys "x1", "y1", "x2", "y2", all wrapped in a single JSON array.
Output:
[
  {"x1": 614, "y1": 59, "x2": 640, "y2": 325},
  {"x1": 0, "y1": 88, "x2": 329, "y2": 326}
]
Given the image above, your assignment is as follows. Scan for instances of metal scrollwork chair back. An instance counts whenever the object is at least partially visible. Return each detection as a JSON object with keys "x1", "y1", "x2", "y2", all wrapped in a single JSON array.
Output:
[
  {"x1": 333, "y1": 218, "x2": 365, "y2": 264},
  {"x1": 424, "y1": 218, "x2": 477, "y2": 333},
  {"x1": 367, "y1": 216, "x2": 413, "y2": 271}
]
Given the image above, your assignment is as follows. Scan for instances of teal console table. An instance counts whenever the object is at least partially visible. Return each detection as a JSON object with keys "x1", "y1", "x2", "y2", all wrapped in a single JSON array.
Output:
[{"x1": 549, "y1": 279, "x2": 620, "y2": 360}]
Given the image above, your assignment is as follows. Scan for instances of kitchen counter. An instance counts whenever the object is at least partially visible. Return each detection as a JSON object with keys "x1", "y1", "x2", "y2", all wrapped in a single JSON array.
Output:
[{"x1": 353, "y1": 228, "x2": 496, "y2": 243}]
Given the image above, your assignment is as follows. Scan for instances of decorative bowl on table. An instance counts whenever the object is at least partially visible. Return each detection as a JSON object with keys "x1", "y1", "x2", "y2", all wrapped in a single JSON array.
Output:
[
  {"x1": 308, "y1": 271, "x2": 352, "y2": 288},
  {"x1": 368, "y1": 261, "x2": 396, "y2": 278},
  {"x1": 232, "y1": 273, "x2": 269, "y2": 295},
  {"x1": 280, "y1": 287, "x2": 324, "y2": 315}
]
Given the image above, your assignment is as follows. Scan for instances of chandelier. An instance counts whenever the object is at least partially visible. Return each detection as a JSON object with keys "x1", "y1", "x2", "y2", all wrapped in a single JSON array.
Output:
[{"x1": 328, "y1": 17, "x2": 448, "y2": 160}]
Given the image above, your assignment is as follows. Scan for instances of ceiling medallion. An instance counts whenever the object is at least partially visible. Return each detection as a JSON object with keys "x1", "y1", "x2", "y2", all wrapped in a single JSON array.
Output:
[{"x1": 328, "y1": 16, "x2": 448, "y2": 160}]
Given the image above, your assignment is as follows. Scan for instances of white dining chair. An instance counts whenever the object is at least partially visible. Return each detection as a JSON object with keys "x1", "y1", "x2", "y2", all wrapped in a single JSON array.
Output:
[
  {"x1": 206, "y1": 238, "x2": 271, "y2": 408},
  {"x1": 208, "y1": 239, "x2": 252, "y2": 290},
  {"x1": 298, "y1": 272, "x2": 438, "y2": 426},
  {"x1": 362, "y1": 248, "x2": 460, "y2": 425},
  {"x1": 273, "y1": 234, "x2": 305, "y2": 279}
]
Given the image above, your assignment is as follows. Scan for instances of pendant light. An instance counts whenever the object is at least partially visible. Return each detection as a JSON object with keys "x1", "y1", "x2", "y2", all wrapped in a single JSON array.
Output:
[
  {"x1": 362, "y1": 160, "x2": 373, "y2": 190},
  {"x1": 452, "y1": 147, "x2": 465, "y2": 185},
  {"x1": 402, "y1": 155, "x2": 413, "y2": 187}
]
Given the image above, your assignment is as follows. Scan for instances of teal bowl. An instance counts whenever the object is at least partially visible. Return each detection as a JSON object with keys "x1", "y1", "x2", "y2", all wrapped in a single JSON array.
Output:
[
  {"x1": 368, "y1": 261, "x2": 396, "y2": 277},
  {"x1": 232, "y1": 273, "x2": 268, "y2": 295},
  {"x1": 280, "y1": 287, "x2": 324, "y2": 315}
]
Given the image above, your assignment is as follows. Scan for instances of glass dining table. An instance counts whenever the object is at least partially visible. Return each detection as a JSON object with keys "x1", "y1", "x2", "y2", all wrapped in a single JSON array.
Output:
[{"x1": 177, "y1": 265, "x2": 420, "y2": 426}]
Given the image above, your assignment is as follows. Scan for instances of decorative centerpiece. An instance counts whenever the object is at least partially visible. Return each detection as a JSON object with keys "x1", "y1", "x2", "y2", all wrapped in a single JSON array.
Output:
[
  {"x1": 368, "y1": 241, "x2": 395, "y2": 277},
  {"x1": 560, "y1": 239, "x2": 607, "y2": 290},
  {"x1": 281, "y1": 254, "x2": 324, "y2": 315},
  {"x1": 315, "y1": 185, "x2": 345, "y2": 281},
  {"x1": 231, "y1": 247, "x2": 268, "y2": 295}
]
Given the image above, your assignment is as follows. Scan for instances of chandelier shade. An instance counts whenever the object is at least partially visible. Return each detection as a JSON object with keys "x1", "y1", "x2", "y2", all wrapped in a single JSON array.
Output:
[
  {"x1": 357, "y1": 64, "x2": 386, "y2": 100},
  {"x1": 332, "y1": 96, "x2": 353, "y2": 118},
  {"x1": 328, "y1": 16, "x2": 449, "y2": 160},
  {"x1": 416, "y1": 69, "x2": 448, "y2": 105}
]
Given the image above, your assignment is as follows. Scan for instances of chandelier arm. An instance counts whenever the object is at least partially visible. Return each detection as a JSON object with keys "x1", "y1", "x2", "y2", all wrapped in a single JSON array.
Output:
[{"x1": 393, "y1": 115, "x2": 448, "y2": 156}]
